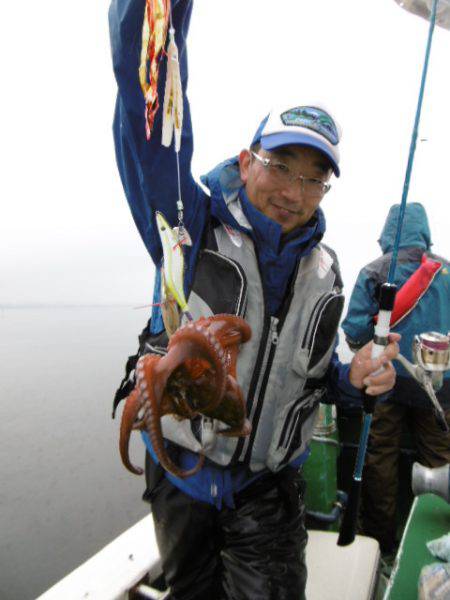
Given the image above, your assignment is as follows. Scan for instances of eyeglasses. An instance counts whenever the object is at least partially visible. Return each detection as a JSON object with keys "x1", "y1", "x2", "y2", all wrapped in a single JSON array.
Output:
[{"x1": 251, "y1": 152, "x2": 331, "y2": 198}]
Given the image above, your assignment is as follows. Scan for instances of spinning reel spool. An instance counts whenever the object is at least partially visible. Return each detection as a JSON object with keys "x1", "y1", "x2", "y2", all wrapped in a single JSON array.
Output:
[
  {"x1": 396, "y1": 331, "x2": 450, "y2": 432},
  {"x1": 401, "y1": 341, "x2": 449, "y2": 531},
  {"x1": 413, "y1": 331, "x2": 450, "y2": 390}
]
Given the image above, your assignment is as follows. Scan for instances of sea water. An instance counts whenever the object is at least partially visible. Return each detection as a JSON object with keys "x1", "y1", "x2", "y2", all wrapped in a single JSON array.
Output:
[{"x1": 0, "y1": 306, "x2": 151, "y2": 600}]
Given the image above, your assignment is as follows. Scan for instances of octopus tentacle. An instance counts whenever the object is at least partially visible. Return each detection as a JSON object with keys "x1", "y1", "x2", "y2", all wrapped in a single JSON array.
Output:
[
  {"x1": 119, "y1": 389, "x2": 144, "y2": 475},
  {"x1": 207, "y1": 314, "x2": 252, "y2": 348},
  {"x1": 218, "y1": 419, "x2": 252, "y2": 438},
  {"x1": 119, "y1": 315, "x2": 252, "y2": 479},
  {"x1": 138, "y1": 354, "x2": 205, "y2": 478},
  {"x1": 206, "y1": 315, "x2": 252, "y2": 377}
]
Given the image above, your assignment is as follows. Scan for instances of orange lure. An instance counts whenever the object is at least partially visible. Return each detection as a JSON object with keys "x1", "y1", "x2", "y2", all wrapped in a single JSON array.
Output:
[{"x1": 139, "y1": 0, "x2": 171, "y2": 140}]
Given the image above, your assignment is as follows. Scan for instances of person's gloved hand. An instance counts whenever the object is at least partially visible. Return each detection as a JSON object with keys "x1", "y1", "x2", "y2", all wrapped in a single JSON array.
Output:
[{"x1": 349, "y1": 333, "x2": 401, "y2": 396}]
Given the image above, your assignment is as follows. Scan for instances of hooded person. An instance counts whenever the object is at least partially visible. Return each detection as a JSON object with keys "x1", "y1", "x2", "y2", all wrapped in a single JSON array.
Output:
[
  {"x1": 342, "y1": 202, "x2": 450, "y2": 558},
  {"x1": 110, "y1": 1, "x2": 399, "y2": 597}
]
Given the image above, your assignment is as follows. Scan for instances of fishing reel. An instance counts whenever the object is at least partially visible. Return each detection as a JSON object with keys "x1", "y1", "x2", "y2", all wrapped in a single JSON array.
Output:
[
  {"x1": 396, "y1": 331, "x2": 450, "y2": 432},
  {"x1": 413, "y1": 332, "x2": 450, "y2": 388}
]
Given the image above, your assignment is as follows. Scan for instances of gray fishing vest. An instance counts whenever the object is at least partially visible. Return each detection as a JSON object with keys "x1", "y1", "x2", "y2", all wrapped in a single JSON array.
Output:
[{"x1": 150, "y1": 222, "x2": 344, "y2": 473}]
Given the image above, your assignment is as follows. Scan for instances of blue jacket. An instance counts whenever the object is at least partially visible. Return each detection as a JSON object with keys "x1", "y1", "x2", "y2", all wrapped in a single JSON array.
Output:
[
  {"x1": 110, "y1": 0, "x2": 361, "y2": 507},
  {"x1": 342, "y1": 203, "x2": 450, "y2": 384}
]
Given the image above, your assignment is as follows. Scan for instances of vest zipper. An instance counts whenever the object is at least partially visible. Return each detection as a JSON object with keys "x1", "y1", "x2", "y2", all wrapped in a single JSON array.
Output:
[
  {"x1": 231, "y1": 261, "x2": 299, "y2": 464},
  {"x1": 239, "y1": 316, "x2": 280, "y2": 463},
  {"x1": 231, "y1": 315, "x2": 271, "y2": 462},
  {"x1": 270, "y1": 317, "x2": 279, "y2": 345}
]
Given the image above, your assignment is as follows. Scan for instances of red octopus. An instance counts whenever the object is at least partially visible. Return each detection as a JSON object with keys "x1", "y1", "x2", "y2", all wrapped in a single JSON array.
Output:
[{"x1": 119, "y1": 314, "x2": 252, "y2": 479}]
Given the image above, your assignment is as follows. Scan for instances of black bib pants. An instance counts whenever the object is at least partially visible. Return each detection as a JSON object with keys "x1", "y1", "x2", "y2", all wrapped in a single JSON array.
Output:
[{"x1": 144, "y1": 453, "x2": 308, "y2": 600}]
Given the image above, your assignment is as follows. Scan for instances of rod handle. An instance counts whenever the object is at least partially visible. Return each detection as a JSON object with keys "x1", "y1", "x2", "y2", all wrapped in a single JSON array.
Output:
[{"x1": 337, "y1": 478, "x2": 362, "y2": 546}]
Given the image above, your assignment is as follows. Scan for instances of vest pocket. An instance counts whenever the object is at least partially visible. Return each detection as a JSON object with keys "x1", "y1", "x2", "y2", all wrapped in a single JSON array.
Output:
[
  {"x1": 292, "y1": 291, "x2": 344, "y2": 379},
  {"x1": 278, "y1": 394, "x2": 317, "y2": 449},
  {"x1": 264, "y1": 291, "x2": 344, "y2": 470},
  {"x1": 267, "y1": 389, "x2": 323, "y2": 471}
]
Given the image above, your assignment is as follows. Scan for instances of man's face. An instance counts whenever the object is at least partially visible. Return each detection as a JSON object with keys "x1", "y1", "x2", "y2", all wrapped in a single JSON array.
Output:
[{"x1": 239, "y1": 145, "x2": 332, "y2": 234}]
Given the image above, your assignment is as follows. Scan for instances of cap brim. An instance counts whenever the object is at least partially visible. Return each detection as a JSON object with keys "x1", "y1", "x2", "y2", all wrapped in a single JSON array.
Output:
[{"x1": 261, "y1": 132, "x2": 340, "y2": 177}]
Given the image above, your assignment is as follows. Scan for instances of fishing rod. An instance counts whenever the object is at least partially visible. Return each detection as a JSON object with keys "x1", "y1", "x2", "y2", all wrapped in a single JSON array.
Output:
[{"x1": 338, "y1": 0, "x2": 442, "y2": 547}]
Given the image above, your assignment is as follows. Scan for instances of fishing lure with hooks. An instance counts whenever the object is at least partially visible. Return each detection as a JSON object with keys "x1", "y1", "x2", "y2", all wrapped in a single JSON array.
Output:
[
  {"x1": 161, "y1": 21, "x2": 188, "y2": 243},
  {"x1": 162, "y1": 25, "x2": 183, "y2": 152},
  {"x1": 139, "y1": 0, "x2": 192, "y2": 320},
  {"x1": 156, "y1": 212, "x2": 193, "y2": 330},
  {"x1": 139, "y1": 0, "x2": 171, "y2": 141}
]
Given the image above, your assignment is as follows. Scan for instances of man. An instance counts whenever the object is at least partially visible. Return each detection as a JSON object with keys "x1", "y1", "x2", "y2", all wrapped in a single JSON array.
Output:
[
  {"x1": 109, "y1": 1, "x2": 399, "y2": 598},
  {"x1": 342, "y1": 202, "x2": 450, "y2": 559}
]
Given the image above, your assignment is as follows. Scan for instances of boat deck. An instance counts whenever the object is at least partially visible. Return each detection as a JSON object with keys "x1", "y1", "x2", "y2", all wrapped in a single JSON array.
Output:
[{"x1": 38, "y1": 515, "x2": 380, "y2": 600}]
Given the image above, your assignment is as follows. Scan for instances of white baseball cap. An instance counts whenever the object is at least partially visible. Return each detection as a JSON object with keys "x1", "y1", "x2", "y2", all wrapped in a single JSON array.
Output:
[{"x1": 251, "y1": 104, "x2": 342, "y2": 177}]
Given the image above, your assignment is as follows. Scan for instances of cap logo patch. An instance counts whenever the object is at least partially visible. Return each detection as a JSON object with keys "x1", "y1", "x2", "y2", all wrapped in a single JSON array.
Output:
[{"x1": 280, "y1": 106, "x2": 339, "y2": 146}]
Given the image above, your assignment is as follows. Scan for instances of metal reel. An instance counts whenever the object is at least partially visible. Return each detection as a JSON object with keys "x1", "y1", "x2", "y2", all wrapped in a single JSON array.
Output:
[{"x1": 413, "y1": 331, "x2": 450, "y2": 375}]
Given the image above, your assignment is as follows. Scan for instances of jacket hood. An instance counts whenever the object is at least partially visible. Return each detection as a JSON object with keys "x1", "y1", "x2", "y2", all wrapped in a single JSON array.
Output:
[
  {"x1": 378, "y1": 202, "x2": 431, "y2": 254},
  {"x1": 200, "y1": 157, "x2": 246, "y2": 229}
]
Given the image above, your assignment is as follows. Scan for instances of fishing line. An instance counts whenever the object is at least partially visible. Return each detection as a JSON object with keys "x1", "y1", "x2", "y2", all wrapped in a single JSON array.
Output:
[{"x1": 388, "y1": 0, "x2": 438, "y2": 282}]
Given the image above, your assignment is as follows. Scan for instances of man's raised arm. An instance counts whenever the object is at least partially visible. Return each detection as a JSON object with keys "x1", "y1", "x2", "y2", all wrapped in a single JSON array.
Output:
[{"x1": 109, "y1": 0, "x2": 205, "y2": 265}]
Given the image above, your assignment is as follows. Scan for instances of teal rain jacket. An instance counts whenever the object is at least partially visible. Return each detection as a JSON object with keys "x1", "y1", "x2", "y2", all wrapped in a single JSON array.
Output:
[{"x1": 342, "y1": 203, "x2": 450, "y2": 381}]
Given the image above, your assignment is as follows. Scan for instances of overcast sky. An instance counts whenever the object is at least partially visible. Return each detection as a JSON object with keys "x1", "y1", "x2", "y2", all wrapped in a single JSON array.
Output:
[{"x1": 2, "y1": 0, "x2": 450, "y2": 306}]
